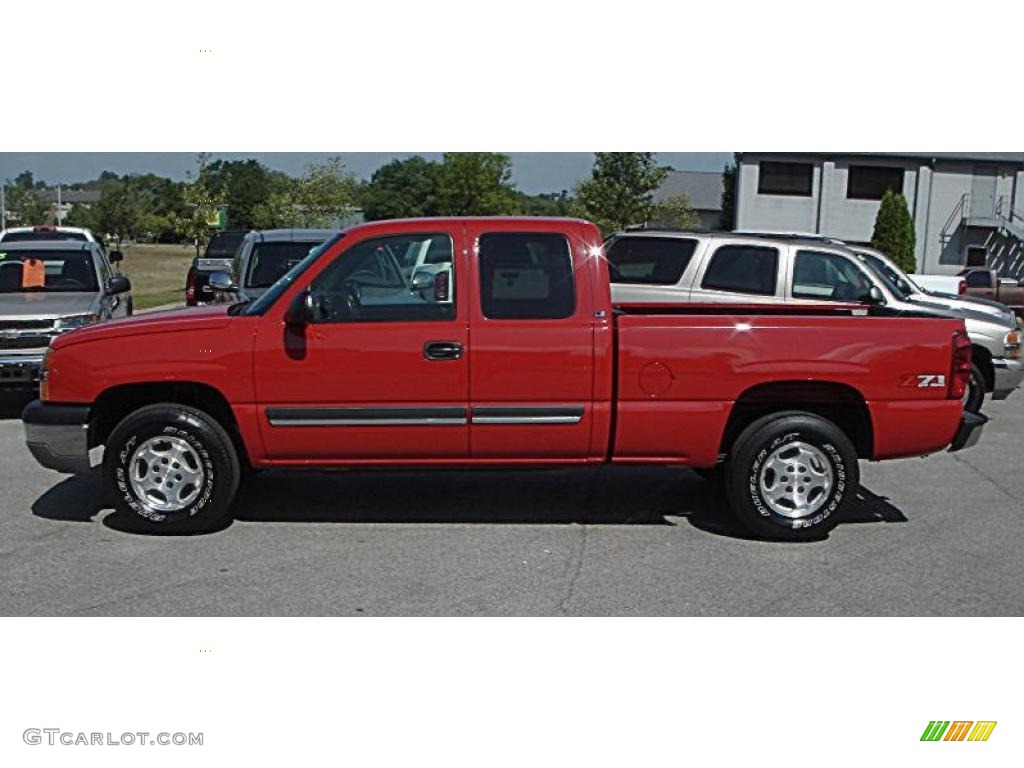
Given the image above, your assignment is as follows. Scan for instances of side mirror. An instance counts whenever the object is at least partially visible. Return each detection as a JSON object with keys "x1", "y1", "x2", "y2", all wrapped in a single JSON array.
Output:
[
  {"x1": 109, "y1": 250, "x2": 124, "y2": 264},
  {"x1": 107, "y1": 275, "x2": 131, "y2": 295},
  {"x1": 866, "y1": 286, "x2": 885, "y2": 305},
  {"x1": 285, "y1": 290, "x2": 316, "y2": 326},
  {"x1": 208, "y1": 271, "x2": 235, "y2": 292},
  {"x1": 410, "y1": 271, "x2": 434, "y2": 291}
]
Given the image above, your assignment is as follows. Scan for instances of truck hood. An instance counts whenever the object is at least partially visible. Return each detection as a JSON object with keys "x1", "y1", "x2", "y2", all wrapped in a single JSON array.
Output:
[
  {"x1": 52, "y1": 304, "x2": 232, "y2": 349},
  {"x1": 907, "y1": 298, "x2": 1015, "y2": 329},
  {"x1": 0, "y1": 292, "x2": 98, "y2": 321},
  {"x1": 910, "y1": 291, "x2": 1015, "y2": 324}
]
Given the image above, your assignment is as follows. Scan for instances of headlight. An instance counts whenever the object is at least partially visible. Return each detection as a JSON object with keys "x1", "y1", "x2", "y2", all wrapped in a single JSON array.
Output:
[
  {"x1": 54, "y1": 313, "x2": 101, "y2": 332},
  {"x1": 1005, "y1": 330, "x2": 1021, "y2": 360}
]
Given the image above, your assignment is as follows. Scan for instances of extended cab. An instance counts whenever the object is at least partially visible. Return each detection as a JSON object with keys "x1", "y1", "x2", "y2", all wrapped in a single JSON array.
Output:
[
  {"x1": 958, "y1": 268, "x2": 1024, "y2": 314},
  {"x1": 23, "y1": 217, "x2": 982, "y2": 541}
]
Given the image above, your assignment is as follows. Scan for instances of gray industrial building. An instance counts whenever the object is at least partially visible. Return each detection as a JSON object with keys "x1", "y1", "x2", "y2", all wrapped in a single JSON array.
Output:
[{"x1": 734, "y1": 152, "x2": 1024, "y2": 278}]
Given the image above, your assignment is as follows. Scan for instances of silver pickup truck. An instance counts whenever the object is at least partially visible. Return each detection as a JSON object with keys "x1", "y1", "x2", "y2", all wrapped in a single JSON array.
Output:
[
  {"x1": 0, "y1": 241, "x2": 132, "y2": 389},
  {"x1": 606, "y1": 230, "x2": 1022, "y2": 413},
  {"x1": 209, "y1": 228, "x2": 339, "y2": 303}
]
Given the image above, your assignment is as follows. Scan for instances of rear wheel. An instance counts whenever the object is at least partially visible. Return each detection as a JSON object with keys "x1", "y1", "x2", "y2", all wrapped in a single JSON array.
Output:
[
  {"x1": 963, "y1": 363, "x2": 985, "y2": 414},
  {"x1": 724, "y1": 412, "x2": 858, "y2": 541},
  {"x1": 103, "y1": 403, "x2": 241, "y2": 533}
]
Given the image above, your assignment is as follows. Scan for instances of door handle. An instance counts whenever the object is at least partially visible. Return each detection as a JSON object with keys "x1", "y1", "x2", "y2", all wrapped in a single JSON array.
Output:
[{"x1": 423, "y1": 341, "x2": 463, "y2": 361}]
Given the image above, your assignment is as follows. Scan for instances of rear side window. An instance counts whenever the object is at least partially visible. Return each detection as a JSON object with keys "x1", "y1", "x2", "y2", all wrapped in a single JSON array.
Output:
[
  {"x1": 606, "y1": 237, "x2": 697, "y2": 285},
  {"x1": 701, "y1": 245, "x2": 778, "y2": 296},
  {"x1": 479, "y1": 233, "x2": 575, "y2": 319}
]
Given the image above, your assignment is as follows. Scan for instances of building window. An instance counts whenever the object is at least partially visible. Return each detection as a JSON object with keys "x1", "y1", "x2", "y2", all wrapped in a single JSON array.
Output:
[
  {"x1": 847, "y1": 165, "x2": 905, "y2": 200},
  {"x1": 757, "y1": 162, "x2": 813, "y2": 196}
]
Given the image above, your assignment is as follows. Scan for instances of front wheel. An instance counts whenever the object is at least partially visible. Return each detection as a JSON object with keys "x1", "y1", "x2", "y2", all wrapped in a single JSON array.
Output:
[
  {"x1": 103, "y1": 403, "x2": 241, "y2": 533},
  {"x1": 724, "y1": 412, "x2": 858, "y2": 541}
]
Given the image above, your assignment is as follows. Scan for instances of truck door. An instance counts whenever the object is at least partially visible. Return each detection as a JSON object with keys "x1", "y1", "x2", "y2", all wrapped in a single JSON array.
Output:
[
  {"x1": 252, "y1": 227, "x2": 469, "y2": 461},
  {"x1": 464, "y1": 224, "x2": 596, "y2": 460}
]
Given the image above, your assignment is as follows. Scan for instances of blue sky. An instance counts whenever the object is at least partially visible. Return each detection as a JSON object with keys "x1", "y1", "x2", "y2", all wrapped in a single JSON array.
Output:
[{"x1": 0, "y1": 153, "x2": 732, "y2": 195}]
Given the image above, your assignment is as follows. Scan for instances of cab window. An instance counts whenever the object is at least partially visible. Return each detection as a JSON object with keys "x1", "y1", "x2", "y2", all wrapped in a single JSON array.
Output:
[
  {"x1": 793, "y1": 250, "x2": 873, "y2": 302},
  {"x1": 308, "y1": 233, "x2": 455, "y2": 322}
]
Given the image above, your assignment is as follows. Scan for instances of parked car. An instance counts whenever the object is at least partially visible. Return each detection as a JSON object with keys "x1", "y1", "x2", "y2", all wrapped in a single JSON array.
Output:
[
  {"x1": 606, "y1": 231, "x2": 1022, "y2": 412},
  {"x1": 840, "y1": 246, "x2": 1021, "y2": 413},
  {"x1": 0, "y1": 224, "x2": 99, "y2": 246},
  {"x1": 185, "y1": 230, "x2": 247, "y2": 306},
  {"x1": 22, "y1": 217, "x2": 981, "y2": 541},
  {"x1": 0, "y1": 241, "x2": 131, "y2": 389},
  {"x1": 957, "y1": 268, "x2": 1024, "y2": 314},
  {"x1": 908, "y1": 273, "x2": 967, "y2": 296},
  {"x1": 210, "y1": 229, "x2": 339, "y2": 303}
]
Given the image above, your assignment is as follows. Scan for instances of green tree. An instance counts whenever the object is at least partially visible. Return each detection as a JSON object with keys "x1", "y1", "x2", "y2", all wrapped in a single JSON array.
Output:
[
  {"x1": 199, "y1": 159, "x2": 288, "y2": 230},
  {"x1": 649, "y1": 194, "x2": 700, "y2": 229},
  {"x1": 252, "y1": 157, "x2": 358, "y2": 228},
  {"x1": 15, "y1": 170, "x2": 36, "y2": 189},
  {"x1": 171, "y1": 155, "x2": 228, "y2": 255},
  {"x1": 434, "y1": 153, "x2": 519, "y2": 215},
  {"x1": 94, "y1": 181, "x2": 140, "y2": 249},
  {"x1": 63, "y1": 202, "x2": 100, "y2": 233},
  {"x1": 289, "y1": 156, "x2": 358, "y2": 227},
  {"x1": 359, "y1": 156, "x2": 441, "y2": 220},
  {"x1": 571, "y1": 153, "x2": 668, "y2": 234},
  {"x1": 870, "y1": 190, "x2": 917, "y2": 272},
  {"x1": 518, "y1": 190, "x2": 573, "y2": 216},
  {"x1": 4, "y1": 184, "x2": 53, "y2": 226},
  {"x1": 719, "y1": 154, "x2": 739, "y2": 230}
]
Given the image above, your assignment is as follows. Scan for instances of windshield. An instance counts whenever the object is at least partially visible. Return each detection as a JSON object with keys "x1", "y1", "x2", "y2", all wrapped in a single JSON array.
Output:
[
  {"x1": 1, "y1": 230, "x2": 88, "y2": 243},
  {"x1": 246, "y1": 241, "x2": 324, "y2": 288},
  {"x1": 853, "y1": 251, "x2": 908, "y2": 299},
  {"x1": 238, "y1": 234, "x2": 344, "y2": 316},
  {"x1": 0, "y1": 249, "x2": 98, "y2": 293}
]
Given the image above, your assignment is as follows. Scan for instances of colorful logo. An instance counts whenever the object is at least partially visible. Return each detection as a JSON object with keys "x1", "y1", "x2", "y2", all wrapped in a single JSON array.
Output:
[{"x1": 921, "y1": 721, "x2": 997, "y2": 742}]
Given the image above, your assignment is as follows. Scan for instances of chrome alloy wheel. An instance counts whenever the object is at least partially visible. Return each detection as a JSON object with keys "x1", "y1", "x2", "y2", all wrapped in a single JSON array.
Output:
[
  {"x1": 128, "y1": 435, "x2": 205, "y2": 513},
  {"x1": 758, "y1": 441, "x2": 833, "y2": 518}
]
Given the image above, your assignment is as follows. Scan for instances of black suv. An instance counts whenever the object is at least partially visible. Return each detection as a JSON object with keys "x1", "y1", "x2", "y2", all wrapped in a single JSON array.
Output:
[{"x1": 185, "y1": 230, "x2": 247, "y2": 306}]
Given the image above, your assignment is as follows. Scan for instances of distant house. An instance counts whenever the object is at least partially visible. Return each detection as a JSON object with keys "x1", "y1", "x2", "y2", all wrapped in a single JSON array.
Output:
[
  {"x1": 41, "y1": 188, "x2": 101, "y2": 224},
  {"x1": 654, "y1": 170, "x2": 724, "y2": 229},
  {"x1": 734, "y1": 152, "x2": 1024, "y2": 277}
]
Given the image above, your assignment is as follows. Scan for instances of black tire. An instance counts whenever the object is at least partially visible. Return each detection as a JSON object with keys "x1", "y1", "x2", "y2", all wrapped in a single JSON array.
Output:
[
  {"x1": 724, "y1": 411, "x2": 858, "y2": 541},
  {"x1": 103, "y1": 403, "x2": 241, "y2": 533},
  {"x1": 963, "y1": 363, "x2": 985, "y2": 414}
]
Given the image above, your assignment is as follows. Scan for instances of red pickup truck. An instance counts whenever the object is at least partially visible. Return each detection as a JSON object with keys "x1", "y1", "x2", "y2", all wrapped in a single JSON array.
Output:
[{"x1": 23, "y1": 217, "x2": 983, "y2": 541}]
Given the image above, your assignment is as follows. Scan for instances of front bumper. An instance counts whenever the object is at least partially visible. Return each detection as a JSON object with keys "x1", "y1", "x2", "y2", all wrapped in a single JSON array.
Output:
[
  {"x1": 948, "y1": 411, "x2": 988, "y2": 453},
  {"x1": 0, "y1": 354, "x2": 43, "y2": 387},
  {"x1": 991, "y1": 357, "x2": 1024, "y2": 400},
  {"x1": 22, "y1": 400, "x2": 92, "y2": 474}
]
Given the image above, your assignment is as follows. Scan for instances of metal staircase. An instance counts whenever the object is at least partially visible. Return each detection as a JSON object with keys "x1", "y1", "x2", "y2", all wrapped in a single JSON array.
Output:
[{"x1": 939, "y1": 193, "x2": 1024, "y2": 278}]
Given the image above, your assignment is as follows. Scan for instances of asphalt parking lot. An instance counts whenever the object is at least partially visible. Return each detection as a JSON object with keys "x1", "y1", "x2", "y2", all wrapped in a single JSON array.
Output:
[{"x1": 1, "y1": 391, "x2": 1021, "y2": 616}]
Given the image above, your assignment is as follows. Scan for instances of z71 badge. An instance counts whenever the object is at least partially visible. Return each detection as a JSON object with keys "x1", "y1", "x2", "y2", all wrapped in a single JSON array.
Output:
[{"x1": 901, "y1": 374, "x2": 947, "y2": 388}]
